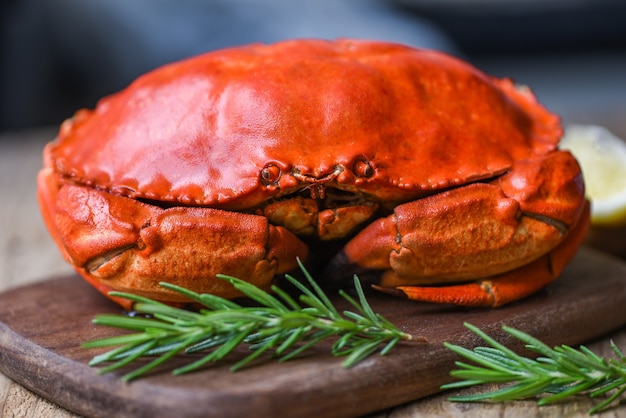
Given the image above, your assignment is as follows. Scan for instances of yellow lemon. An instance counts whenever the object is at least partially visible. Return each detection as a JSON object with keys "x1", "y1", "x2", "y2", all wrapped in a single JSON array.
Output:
[{"x1": 561, "y1": 124, "x2": 626, "y2": 227}]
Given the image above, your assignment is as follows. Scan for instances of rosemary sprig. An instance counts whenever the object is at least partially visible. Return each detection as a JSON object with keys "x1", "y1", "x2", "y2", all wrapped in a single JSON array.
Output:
[
  {"x1": 82, "y1": 260, "x2": 414, "y2": 381},
  {"x1": 443, "y1": 322, "x2": 626, "y2": 414}
]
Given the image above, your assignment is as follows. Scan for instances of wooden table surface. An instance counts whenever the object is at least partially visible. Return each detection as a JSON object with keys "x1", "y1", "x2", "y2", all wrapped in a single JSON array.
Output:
[{"x1": 1, "y1": 119, "x2": 625, "y2": 417}]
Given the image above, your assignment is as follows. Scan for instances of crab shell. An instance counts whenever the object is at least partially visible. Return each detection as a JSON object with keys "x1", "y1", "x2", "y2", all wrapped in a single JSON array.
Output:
[{"x1": 38, "y1": 39, "x2": 588, "y2": 309}]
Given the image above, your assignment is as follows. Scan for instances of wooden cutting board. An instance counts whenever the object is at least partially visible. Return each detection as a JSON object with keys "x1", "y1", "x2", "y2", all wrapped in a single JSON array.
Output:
[{"x1": 1, "y1": 247, "x2": 626, "y2": 418}]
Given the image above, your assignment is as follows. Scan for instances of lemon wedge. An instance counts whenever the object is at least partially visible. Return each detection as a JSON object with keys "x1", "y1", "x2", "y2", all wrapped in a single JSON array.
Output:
[{"x1": 561, "y1": 124, "x2": 626, "y2": 227}]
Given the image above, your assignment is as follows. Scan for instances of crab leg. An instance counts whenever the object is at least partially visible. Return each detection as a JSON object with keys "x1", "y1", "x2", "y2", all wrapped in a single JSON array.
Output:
[{"x1": 338, "y1": 150, "x2": 588, "y2": 306}]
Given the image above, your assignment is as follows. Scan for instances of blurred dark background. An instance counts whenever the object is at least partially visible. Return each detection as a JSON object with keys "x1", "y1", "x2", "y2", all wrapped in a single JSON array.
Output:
[{"x1": 2, "y1": 0, "x2": 626, "y2": 132}]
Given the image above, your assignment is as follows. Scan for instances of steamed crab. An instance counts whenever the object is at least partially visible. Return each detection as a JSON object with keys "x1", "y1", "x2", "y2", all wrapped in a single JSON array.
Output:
[{"x1": 38, "y1": 39, "x2": 589, "y2": 310}]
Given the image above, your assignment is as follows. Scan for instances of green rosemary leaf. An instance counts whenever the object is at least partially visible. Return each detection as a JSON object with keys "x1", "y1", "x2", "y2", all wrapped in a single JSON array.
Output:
[
  {"x1": 82, "y1": 332, "x2": 155, "y2": 349},
  {"x1": 610, "y1": 340, "x2": 626, "y2": 361},
  {"x1": 589, "y1": 378, "x2": 625, "y2": 398},
  {"x1": 538, "y1": 379, "x2": 600, "y2": 405},
  {"x1": 172, "y1": 326, "x2": 258, "y2": 375},
  {"x1": 211, "y1": 325, "x2": 256, "y2": 361},
  {"x1": 341, "y1": 310, "x2": 368, "y2": 324},
  {"x1": 198, "y1": 294, "x2": 242, "y2": 311},
  {"x1": 88, "y1": 341, "x2": 148, "y2": 367},
  {"x1": 503, "y1": 325, "x2": 556, "y2": 358},
  {"x1": 107, "y1": 291, "x2": 167, "y2": 305},
  {"x1": 333, "y1": 332, "x2": 358, "y2": 353},
  {"x1": 342, "y1": 338, "x2": 382, "y2": 368},
  {"x1": 490, "y1": 378, "x2": 555, "y2": 401},
  {"x1": 442, "y1": 379, "x2": 486, "y2": 391},
  {"x1": 590, "y1": 385, "x2": 626, "y2": 414},
  {"x1": 448, "y1": 368, "x2": 525, "y2": 383},
  {"x1": 375, "y1": 314, "x2": 407, "y2": 336},
  {"x1": 158, "y1": 282, "x2": 239, "y2": 311},
  {"x1": 282, "y1": 268, "x2": 339, "y2": 319},
  {"x1": 90, "y1": 314, "x2": 181, "y2": 332},
  {"x1": 471, "y1": 347, "x2": 529, "y2": 370},
  {"x1": 609, "y1": 360, "x2": 626, "y2": 380},
  {"x1": 338, "y1": 289, "x2": 363, "y2": 316},
  {"x1": 443, "y1": 342, "x2": 521, "y2": 376},
  {"x1": 352, "y1": 275, "x2": 379, "y2": 324},
  {"x1": 221, "y1": 276, "x2": 290, "y2": 312},
  {"x1": 296, "y1": 258, "x2": 340, "y2": 318},
  {"x1": 230, "y1": 341, "x2": 274, "y2": 372},
  {"x1": 133, "y1": 303, "x2": 203, "y2": 324},
  {"x1": 380, "y1": 337, "x2": 401, "y2": 356},
  {"x1": 580, "y1": 344, "x2": 610, "y2": 363},
  {"x1": 277, "y1": 330, "x2": 336, "y2": 363},
  {"x1": 275, "y1": 327, "x2": 308, "y2": 355},
  {"x1": 297, "y1": 294, "x2": 335, "y2": 318},
  {"x1": 98, "y1": 340, "x2": 159, "y2": 376},
  {"x1": 185, "y1": 334, "x2": 232, "y2": 353},
  {"x1": 269, "y1": 284, "x2": 302, "y2": 311}
]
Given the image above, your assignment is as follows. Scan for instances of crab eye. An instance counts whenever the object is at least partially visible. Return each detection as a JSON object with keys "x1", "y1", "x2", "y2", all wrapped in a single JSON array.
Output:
[
  {"x1": 352, "y1": 159, "x2": 374, "y2": 178},
  {"x1": 260, "y1": 163, "x2": 282, "y2": 185}
]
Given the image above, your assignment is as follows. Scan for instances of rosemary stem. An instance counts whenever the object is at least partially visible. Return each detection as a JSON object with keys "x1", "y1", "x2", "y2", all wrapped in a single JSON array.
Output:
[{"x1": 83, "y1": 264, "x2": 415, "y2": 380}]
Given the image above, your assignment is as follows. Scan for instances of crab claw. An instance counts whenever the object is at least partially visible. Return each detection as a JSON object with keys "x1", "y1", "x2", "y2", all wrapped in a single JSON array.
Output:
[
  {"x1": 37, "y1": 174, "x2": 309, "y2": 308},
  {"x1": 374, "y1": 201, "x2": 589, "y2": 307}
]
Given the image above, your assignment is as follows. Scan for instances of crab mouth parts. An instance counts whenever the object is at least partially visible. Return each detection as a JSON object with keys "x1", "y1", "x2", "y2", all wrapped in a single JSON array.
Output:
[
  {"x1": 257, "y1": 186, "x2": 380, "y2": 240},
  {"x1": 301, "y1": 185, "x2": 373, "y2": 209},
  {"x1": 265, "y1": 184, "x2": 379, "y2": 214}
]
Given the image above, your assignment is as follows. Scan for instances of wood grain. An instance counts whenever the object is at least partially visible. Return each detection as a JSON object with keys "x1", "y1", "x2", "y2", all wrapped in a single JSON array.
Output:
[{"x1": 1, "y1": 248, "x2": 626, "y2": 418}]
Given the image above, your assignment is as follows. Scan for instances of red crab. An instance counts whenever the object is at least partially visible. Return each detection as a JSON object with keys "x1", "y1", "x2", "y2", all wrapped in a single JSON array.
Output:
[{"x1": 38, "y1": 39, "x2": 589, "y2": 310}]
